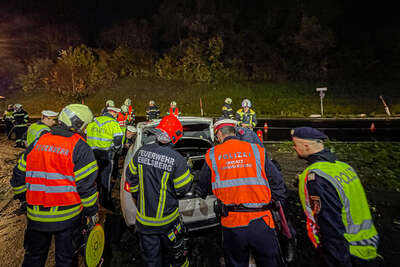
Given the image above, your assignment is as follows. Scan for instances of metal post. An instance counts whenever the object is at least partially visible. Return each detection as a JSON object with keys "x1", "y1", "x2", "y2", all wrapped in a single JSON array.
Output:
[{"x1": 316, "y1": 88, "x2": 327, "y2": 117}]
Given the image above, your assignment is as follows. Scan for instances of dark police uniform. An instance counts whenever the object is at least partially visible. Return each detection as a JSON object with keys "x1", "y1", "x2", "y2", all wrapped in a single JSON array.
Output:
[
  {"x1": 125, "y1": 142, "x2": 193, "y2": 267},
  {"x1": 293, "y1": 127, "x2": 379, "y2": 267},
  {"x1": 235, "y1": 126, "x2": 264, "y2": 147}
]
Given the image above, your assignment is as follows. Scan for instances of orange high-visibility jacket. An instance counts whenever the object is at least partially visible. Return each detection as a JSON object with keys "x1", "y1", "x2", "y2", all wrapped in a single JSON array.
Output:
[
  {"x1": 25, "y1": 133, "x2": 83, "y2": 207},
  {"x1": 117, "y1": 112, "x2": 128, "y2": 127},
  {"x1": 205, "y1": 139, "x2": 274, "y2": 228},
  {"x1": 168, "y1": 107, "x2": 180, "y2": 116}
]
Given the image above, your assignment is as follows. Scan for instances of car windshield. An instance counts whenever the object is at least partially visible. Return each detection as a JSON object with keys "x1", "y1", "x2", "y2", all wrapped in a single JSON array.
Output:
[{"x1": 141, "y1": 121, "x2": 211, "y2": 145}]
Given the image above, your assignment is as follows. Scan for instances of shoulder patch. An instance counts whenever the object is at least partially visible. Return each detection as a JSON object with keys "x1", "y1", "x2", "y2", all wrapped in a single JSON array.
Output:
[
  {"x1": 307, "y1": 172, "x2": 316, "y2": 181},
  {"x1": 310, "y1": 195, "x2": 321, "y2": 214}
]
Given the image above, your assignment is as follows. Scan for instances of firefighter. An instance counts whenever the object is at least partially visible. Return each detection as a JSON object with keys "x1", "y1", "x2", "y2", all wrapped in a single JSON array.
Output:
[
  {"x1": 167, "y1": 101, "x2": 181, "y2": 117},
  {"x1": 222, "y1": 98, "x2": 234, "y2": 119},
  {"x1": 12, "y1": 103, "x2": 29, "y2": 148},
  {"x1": 236, "y1": 99, "x2": 257, "y2": 129},
  {"x1": 10, "y1": 104, "x2": 99, "y2": 267},
  {"x1": 292, "y1": 127, "x2": 380, "y2": 267},
  {"x1": 26, "y1": 110, "x2": 59, "y2": 147},
  {"x1": 3, "y1": 104, "x2": 14, "y2": 139},
  {"x1": 123, "y1": 125, "x2": 137, "y2": 149},
  {"x1": 146, "y1": 100, "x2": 160, "y2": 121},
  {"x1": 125, "y1": 115, "x2": 193, "y2": 267},
  {"x1": 117, "y1": 105, "x2": 130, "y2": 129},
  {"x1": 86, "y1": 106, "x2": 124, "y2": 210},
  {"x1": 101, "y1": 99, "x2": 115, "y2": 115},
  {"x1": 197, "y1": 119, "x2": 286, "y2": 267},
  {"x1": 124, "y1": 98, "x2": 135, "y2": 125}
]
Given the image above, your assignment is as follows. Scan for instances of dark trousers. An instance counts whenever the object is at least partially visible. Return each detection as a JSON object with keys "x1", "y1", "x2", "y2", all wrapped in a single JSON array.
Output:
[
  {"x1": 222, "y1": 218, "x2": 283, "y2": 267},
  {"x1": 93, "y1": 149, "x2": 114, "y2": 208},
  {"x1": 22, "y1": 222, "x2": 81, "y2": 267},
  {"x1": 15, "y1": 126, "x2": 27, "y2": 146},
  {"x1": 139, "y1": 231, "x2": 188, "y2": 267},
  {"x1": 5, "y1": 120, "x2": 13, "y2": 139}
]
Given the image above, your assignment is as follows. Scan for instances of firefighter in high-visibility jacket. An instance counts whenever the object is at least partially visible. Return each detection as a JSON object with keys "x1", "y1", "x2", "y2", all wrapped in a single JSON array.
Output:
[
  {"x1": 222, "y1": 98, "x2": 234, "y2": 119},
  {"x1": 3, "y1": 104, "x2": 14, "y2": 139},
  {"x1": 167, "y1": 101, "x2": 181, "y2": 117},
  {"x1": 12, "y1": 103, "x2": 29, "y2": 148},
  {"x1": 197, "y1": 119, "x2": 287, "y2": 267},
  {"x1": 235, "y1": 99, "x2": 257, "y2": 129},
  {"x1": 86, "y1": 106, "x2": 123, "y2": 210},
  {"x1": 292, "y1": 127, "x2": 379, "y2": 267},
  {"x1": 26, "y1": 110, "x2": 59, "y2": 147},
  {"x1": 125, "y1": 115, "x2": 193, "y2": 267},
  {"x1": 10, "y1": 104, "x2": 99, "y2": 267}
]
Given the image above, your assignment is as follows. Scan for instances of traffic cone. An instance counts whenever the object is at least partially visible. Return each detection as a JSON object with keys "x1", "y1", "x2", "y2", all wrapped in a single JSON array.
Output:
[{"x1": 370, "y1": 122, "x2": 376, "y2": 132}]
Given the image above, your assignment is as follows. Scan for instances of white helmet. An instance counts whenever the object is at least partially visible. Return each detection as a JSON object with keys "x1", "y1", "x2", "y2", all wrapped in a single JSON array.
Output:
[
  {"x1": 241, "y1": 99, "x2": 252, "y2": 108},
  {"x1": 225, "y1": 98, "x2": 232, "y2": 104},
  {"x1": 149, "y1": 100, "x2": 155, "y2": 105},
  {"x1": 14, "y1": 103, "x2": 22, "y2": 110},
  {"x1": 121, "y1": 105, "x2": 129, "y2": 113},
  {"x1": 170, "y1": 101, "x2": 177, "y2": 107},
  {"x1": 106, "y1": 100, "x2": 115, "y2": 107},
  {"x1": 124, "y1": 98, "x2": 132, "y2": 106},
  {"x1": 59, "y1": 104, "x2": 93, "y2": 131}
]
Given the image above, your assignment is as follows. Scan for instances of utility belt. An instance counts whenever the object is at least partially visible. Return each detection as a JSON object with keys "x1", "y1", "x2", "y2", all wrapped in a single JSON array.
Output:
[{"x1": 214, "y1": 199, "x2": 273, "y2": 218}]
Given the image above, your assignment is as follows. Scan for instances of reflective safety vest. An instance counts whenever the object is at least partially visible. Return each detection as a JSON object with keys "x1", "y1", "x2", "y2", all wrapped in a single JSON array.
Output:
[
  {"x1": 26, "y1": 122, "x2": 50, "y2": 146},
  {"x1": 4, "y1": 110, "x2": 13, "y2": 120},
  {"x1": 205, "y1": 139, "x2": 274, "y2": 228},
  {"x1": 168, "y1": 107, "x2": 180, "y2": 116},
  {"x1": 26, "y1": 133, "x2": 83, "y2": 208},
  {"x1": 298, "y1": 161, "x2": 378, "y2": 260},
  {"x1": 86, "y1": 116, "x2": 124, "y2": 150}
]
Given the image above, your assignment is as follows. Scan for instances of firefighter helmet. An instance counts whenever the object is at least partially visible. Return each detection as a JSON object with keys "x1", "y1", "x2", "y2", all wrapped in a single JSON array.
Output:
[
  {"x1": 105, "y1": 100, "x2": 115, "y2": 107},
  {"x1": 124, "y1": 98, "x2": 132, "y2": 106},
  {"x1": 225, "y1": 98, "x2": 232, "y2": 104},
  {"x1": 14, "y1": 103, "x2": 22, "y2": 110},
  {"x1": 170, "y1": 101, "x2": 177, "y2": 107},
  {"x1": 241, "y1": 99, "x2": 252, "y2": 108},
  {"x1": 149, "y1": 100, "x2": 155, "y2": 105},
  {"x1": 59, "y1": 104, "x2": 93, "y2": 131},
  {"x1": 121, "y1": 105, "x2": 128, "y2": 113},
  {"x1": 156, "y1": 115, "x2": 183, "y2": 144}
]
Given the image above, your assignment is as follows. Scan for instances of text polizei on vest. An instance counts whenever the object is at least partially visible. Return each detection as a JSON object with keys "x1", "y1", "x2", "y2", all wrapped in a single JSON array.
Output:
[{"x1": 137, "y1": 149, "x2": 175, "y2": 172}]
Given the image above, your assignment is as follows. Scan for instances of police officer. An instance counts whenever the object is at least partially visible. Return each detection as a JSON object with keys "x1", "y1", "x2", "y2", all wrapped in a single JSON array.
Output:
[
  {"x1": 292, "y1": 127, "x2": 379, "y2": 267},
  {"x1": 222, "y1": 98, "x2": 234, "y2": 119},
  {"x1": 10, "y1": 104, "x2": 99, "y2": 267},
  {"x1": 101, "y1": 99, "x2": 115, "y2": 115},
  {"x1": 167, "y1": 101, "x2": 181, "y2": 116},
  {"x1": 26, "y1": 110, "x2": 59, "y2": 147},
  {"x1": 86, "y1": 106, "x2": 124, "y2": 210},
  {"x1": 215, "y1": 118, "x2": 264, "y2": 147},
  {"x1": 146, "y1": 100, "x2": 160, "y2": 121},
  {"x1": 125, "y1": 115, "x2": 193, "y2": 267},
  {"x1": 197, "y1": 119, "x2": 286, "y2": 267},
  {"x1": 236, "y1": 99, "x2": 257, "y2": 129},
  {"x1": 3, "y1": 104, "x2": 14, "y2": 139},
  {"x1": 12, "y1": 103, "x2": 29, "y2": 148}
]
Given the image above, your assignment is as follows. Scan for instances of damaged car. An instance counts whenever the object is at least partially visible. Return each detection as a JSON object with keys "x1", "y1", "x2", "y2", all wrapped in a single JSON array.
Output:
[{"x1": 120, "y1": 117, "x2": 219, "y2": 231}]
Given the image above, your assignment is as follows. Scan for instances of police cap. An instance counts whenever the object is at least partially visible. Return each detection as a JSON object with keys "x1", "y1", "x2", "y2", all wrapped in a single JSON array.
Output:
[
  {"x1": 291, "y1": 127, "x2": 327, "y2": 141},
  {"x1": 107, "y1": 107, "x2": 121, "y2": 113},
  {"x1": 41, "y1": 110, "x2": 59, "y2": 118},
  {"x1": 214, "y1": 118, "x2": 237, "y2": 133}
]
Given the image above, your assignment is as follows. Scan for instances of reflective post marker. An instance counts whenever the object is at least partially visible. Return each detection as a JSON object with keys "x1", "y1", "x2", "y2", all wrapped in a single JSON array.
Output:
[{"x1": 316, "y1": 87, "x2": 327, "y2": 116}]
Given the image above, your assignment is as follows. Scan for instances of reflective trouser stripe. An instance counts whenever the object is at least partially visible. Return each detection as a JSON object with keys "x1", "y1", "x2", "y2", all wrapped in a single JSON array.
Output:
[
  {"x1": 27, "y1": 205, "x2": 82, "y2": 222},
  {"x1": 136, "y1": 208, "x2": 179, "y2": 227}
]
